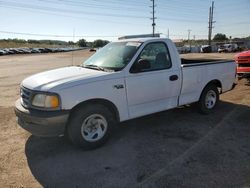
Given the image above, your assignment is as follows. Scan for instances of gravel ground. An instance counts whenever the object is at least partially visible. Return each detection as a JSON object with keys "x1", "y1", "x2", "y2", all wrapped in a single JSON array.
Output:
[{"x1": 0, "y1": 51, "x2": 249, "y2": 188}]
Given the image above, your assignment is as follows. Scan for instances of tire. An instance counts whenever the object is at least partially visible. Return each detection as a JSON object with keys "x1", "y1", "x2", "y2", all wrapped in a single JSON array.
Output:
[
  {"x1": 197, "y1": 84, "x2": 219, "y2": 114},
  {"x1": 237, "y1": 74, "x2": 243, "y2": 81},
  {"x1": 66, "y1": 104, "x2": 115, "y2": 149}
]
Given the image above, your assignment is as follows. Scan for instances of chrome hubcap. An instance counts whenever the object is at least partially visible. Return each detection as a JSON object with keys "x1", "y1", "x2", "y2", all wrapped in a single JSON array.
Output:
[
  {"x1": 81, "y1": 114, "x2": 108, "y2": 142},
  {"x1": 205, "y1": 90, "x2": 216, "y2": 109}
]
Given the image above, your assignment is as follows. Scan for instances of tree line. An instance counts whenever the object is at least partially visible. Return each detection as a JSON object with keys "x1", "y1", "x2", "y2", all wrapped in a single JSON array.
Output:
[
  {"x1": 212, "y1": 33, "x2": 250, "y2": 41},
  {"x1": 76, "y1": 39, "x2": 109, "y2": 48},
  {"x1": 0, "y1": 38, "x2": 110, "y2": 48},
  {"x1": 1, "y1": 34, "x2": 249, "y2": 48}
]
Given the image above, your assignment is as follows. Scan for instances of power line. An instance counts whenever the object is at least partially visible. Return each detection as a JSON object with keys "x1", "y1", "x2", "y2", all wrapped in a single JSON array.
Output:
[
  {"x1": 0, "y1": 0, "x2": 216, "y2": 25},
  {"x1": 1, "y1": 0, "x2": 249, "y2": 40},
  {"x1": 0, "y1": 30, "x2": 120, "y2": 38},
  {"x1": 188, "y1": 29, "x2": 191, "y2": 51},
  {"x1": 158, "y1": 17, "x2": 205, "y2": 23},
  {"x1": 79, "y1": 0, "x2": 149, "y2": 7},
  {"x1": 39, "y1": 0, "x2": 147, "y2": 12},
  {"x1": 157, "y1": 2, "x2": 208, "y2": 12},
  {"x1": 0, "y1": 1, "x2": 148, "y2": 19},
  {"x1": 1, "y1": 3, "x2": 206, "y2": 25},
  {"x1": 0, "y1": 5, "x2": 149, "y2": 26},
  {"x1": 1, "y1": 30, "x2": 247, "y2": 40}
]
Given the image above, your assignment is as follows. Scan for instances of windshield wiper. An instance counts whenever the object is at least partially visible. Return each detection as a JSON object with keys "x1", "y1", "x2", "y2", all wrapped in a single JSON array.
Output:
[
  {"x1": 83, "y1": 64, "x2": 106, "y2": 71},
  {"x1": 83, "y1": 64, "x2": 114, "y2": 72}
]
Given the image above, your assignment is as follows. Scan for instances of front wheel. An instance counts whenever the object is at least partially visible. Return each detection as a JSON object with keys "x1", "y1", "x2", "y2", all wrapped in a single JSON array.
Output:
[
  {"x1": 197, "y1": 84, "x2": 219, "y2": 114},
  {"x1": 66, "y1": 104, "x2": 115, "y2": 149}
]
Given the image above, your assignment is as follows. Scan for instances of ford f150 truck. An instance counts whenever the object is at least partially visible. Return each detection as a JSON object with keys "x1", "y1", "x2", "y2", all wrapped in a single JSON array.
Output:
[
  {"x1": 235, "y1": 50, "x2": 250, "y2": 78},
  {"x1": 15, "y1": 38, "x2": 236, "y2": 149}
]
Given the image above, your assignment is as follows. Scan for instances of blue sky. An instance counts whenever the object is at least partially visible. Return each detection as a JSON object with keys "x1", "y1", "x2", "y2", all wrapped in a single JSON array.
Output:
[{"x1": 0, "y1": 0, "x2": 249, "y2": 42}]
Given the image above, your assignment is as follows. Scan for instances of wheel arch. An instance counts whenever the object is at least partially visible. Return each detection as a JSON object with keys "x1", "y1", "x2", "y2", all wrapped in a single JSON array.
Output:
[
  {"x1": 206, "y1": 79, "x2": 222, "y2": 91},
  {"x1": 197, "y1": 79, "x2": 221, "y2": 114},
  {"x1": 68, "y1": 98, "x2": 120, "y2": 123},
  {"x1": 200, "y1": 79, "x2": 222, "y2": 98}
]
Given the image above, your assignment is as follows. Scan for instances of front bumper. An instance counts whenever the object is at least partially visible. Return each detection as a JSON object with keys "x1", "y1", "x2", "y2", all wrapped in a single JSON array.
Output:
[
  {"x1": 237, "y1": 67, "x2": 250, "y2": 74},
  {"x1": 14, "y1": 99, "x2": 69, "y2": 137}
]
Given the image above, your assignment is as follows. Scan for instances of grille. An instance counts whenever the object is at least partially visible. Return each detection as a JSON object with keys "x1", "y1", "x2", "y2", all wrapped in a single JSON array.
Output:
[
  {"x1": 238, "y1": 56, "x2": 250, "y2": 59},
  {"x1": 238, "y1": 59, "x2": 250, "y2": 63},
  {"x1": 238, "y1": 63, "x2": 250, "y2": 67},
  {"x1": 20, "y1": 87, "x2": 32, "y2": 108}
]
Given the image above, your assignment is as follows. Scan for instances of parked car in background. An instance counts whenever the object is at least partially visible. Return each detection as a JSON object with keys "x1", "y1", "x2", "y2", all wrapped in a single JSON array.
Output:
[
  {"x1": 0, "y1": 49, "x2": 7, "y2": 55},
  {"x1": 218, "y1": 43, "x2": 238, "y2": 53},
  {"x1": 200, "y1": 45, "x2": 212, "y2": 53},
  {"x1": 0, "y1": 47, "x2": 81, "y2": 56},
  {"x1": 3, "y1": 48, "x2": 14, "y2": 55},
  {"x1": 30, "y1": 48, "x2": 41, "y2": 53},
  {"x1": 9, "y1": 48, "x2": 17, "y2": 54},
  {"x1": 235, "y1": 50, "x2": 250, "y2": 78}
]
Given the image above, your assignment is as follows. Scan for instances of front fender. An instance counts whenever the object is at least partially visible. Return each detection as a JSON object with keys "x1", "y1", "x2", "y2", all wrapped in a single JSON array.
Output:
[{"x1": 58, "y1": 78, "x2": 129, "y2": 122}]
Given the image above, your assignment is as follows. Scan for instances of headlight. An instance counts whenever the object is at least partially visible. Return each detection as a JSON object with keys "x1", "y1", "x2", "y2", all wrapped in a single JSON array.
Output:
[{"x1": 32, "y1": 93, "x2": 60, "y2": 109}]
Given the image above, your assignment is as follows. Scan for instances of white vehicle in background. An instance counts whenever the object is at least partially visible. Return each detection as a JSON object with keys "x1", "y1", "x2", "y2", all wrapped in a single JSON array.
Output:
[
  {"x1": 0, "y1": 49, "x2": 7, "y2": 55},
  {"x1": 200, "y1": 45, "x2": 212, "y2": 53},
  {"x1": 218, "y1": 43, "x2": 238, "y2": 53},
  {"x1": 15, "y1": 37, "x2": 236, "y2": 149}
]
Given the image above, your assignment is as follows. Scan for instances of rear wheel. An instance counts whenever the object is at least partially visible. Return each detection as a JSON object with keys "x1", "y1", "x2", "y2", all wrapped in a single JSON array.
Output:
[
  {"x1": 197, "y1": 84, "x2": 219, "y2": 114},
  {"x1": 66, "y1": 104, "x2": 115, "y2": 149}
]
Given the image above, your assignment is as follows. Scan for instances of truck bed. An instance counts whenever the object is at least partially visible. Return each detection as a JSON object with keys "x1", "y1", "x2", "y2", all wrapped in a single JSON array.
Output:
[
  {"x1": 181, "y1": 58, "x2": 232, "y2": 67},
  {"x1": 178, "y1": 58, "x2": 235, "y2": 106}
]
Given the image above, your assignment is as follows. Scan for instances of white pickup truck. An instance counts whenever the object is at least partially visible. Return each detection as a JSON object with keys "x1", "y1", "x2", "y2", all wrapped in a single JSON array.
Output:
[{"x1": 15, "y1": 38, "x2": 236, "y2": 149}]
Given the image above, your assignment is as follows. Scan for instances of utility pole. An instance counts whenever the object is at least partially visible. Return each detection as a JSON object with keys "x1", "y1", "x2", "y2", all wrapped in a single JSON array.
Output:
[
  {"x1": 167, "y1": 28, "x2": 169, "y2": 38},
  {"x1": 208, "y1": 1, "x2": 215, "y2": 45},
  {"x1": 71, "y1": 28, "x2": 75, "y2": 66},
  {"x1": 188, "y1": 29, "x2": 191, "y2": 52},
  {"x1": 193, "y1": 35, "x2": 196, "y2": 49},
  {"x1": 150, "y1": 0, "x2": 156, "y2": 37}
]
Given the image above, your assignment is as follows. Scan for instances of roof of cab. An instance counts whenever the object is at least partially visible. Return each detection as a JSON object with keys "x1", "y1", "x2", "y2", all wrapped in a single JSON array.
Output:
[{"x1": 115, "y1": 37, "x2": 169, "y2": 43}]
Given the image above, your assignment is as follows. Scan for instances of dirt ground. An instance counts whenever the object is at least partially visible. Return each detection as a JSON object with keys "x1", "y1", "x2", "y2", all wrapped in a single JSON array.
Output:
[{"x1": 0, "y1": 51, "x2": 250, "y2": 188}]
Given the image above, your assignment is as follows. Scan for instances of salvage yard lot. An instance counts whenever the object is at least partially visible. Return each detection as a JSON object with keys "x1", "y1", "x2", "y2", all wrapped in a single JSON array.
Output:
[{"x1": 0, "y1": 50, "x2": 250, "y2": 187}]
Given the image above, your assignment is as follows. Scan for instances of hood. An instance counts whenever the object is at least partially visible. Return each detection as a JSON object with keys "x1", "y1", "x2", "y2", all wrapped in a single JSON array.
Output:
[
  {"x1": 238, "y1": 50, "x2": 250, "y2": 56},
  {"x1": 235, "y1": 50, "x2": 250, "y2": 60},
  {"x1": 22, "y1": 66, "x2": 111, "y2": 91}
]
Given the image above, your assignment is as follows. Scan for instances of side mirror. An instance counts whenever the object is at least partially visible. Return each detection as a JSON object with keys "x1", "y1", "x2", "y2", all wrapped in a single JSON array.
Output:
[
  {"x1": 131, "y1": 59, "x2": 151, "y2": 73},
  {"x1": 89, "y1": 48, "x2": 96, "y2": 52}
]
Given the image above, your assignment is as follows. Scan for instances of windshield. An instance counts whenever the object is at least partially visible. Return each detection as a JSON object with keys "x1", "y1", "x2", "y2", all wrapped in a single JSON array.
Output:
[{"x1": 82, "y1": 41, "x2": 142, "y2": 71}]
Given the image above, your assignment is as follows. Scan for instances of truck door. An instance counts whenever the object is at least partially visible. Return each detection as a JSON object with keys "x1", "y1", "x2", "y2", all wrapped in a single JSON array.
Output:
[{"x1": 125, "y1": 42, "x2": 181, "y2": 118}]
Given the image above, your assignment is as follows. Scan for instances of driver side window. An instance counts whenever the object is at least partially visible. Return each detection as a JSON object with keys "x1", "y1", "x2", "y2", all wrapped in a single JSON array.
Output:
[{"x1": 130, "y1": 42, "x2": 172, "y2": 73}]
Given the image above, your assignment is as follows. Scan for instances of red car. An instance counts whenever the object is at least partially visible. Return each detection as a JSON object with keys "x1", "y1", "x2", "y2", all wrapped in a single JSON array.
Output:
[{"x1": 234, "y1": 50, "x2": 250, "y2": 78}]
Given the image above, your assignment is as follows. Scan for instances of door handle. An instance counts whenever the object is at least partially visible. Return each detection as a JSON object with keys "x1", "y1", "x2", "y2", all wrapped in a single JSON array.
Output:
[{"x1": 169, "y1": 75, "x2": 178, "y2": 81}]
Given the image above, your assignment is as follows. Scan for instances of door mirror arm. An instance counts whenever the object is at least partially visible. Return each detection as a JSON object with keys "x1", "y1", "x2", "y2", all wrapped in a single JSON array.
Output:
[{"x1": 131, "y1": 59, "x2": 151, "y2": 73}]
